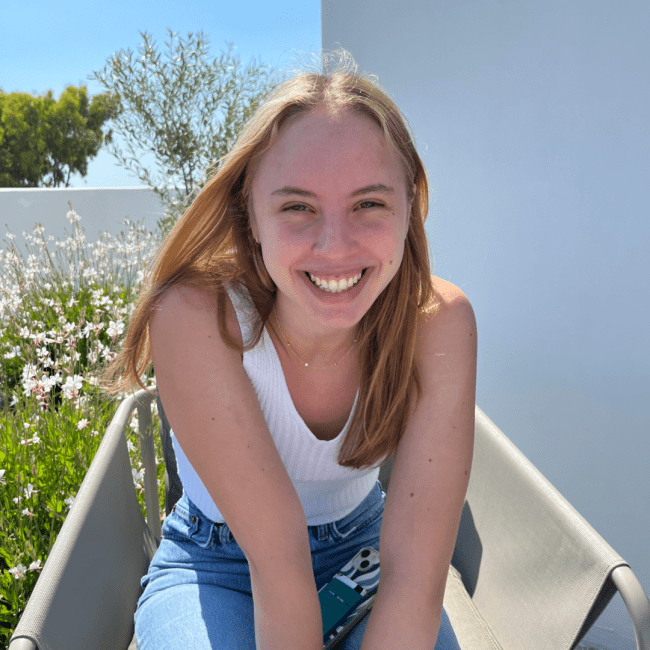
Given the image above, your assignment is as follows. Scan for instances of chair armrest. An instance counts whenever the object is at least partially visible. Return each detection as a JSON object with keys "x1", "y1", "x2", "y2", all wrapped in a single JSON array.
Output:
[
  {"x1": 611, "y1": 566, "x2": 650, "y2": 650},
  {"x1": 137, "y1": 389, "x2": 161, "y2": 541},
  {"x1": 453, "y1": 406, "x2": 630, "y2": 650},
  {"x1": 9, "y1": 389, "x2": 159, "y2": 650}
]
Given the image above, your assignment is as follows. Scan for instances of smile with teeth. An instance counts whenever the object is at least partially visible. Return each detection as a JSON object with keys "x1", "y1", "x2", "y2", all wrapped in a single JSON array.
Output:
[{"x1": 306, "y1": 269, "x2": 366, "y2": 293}]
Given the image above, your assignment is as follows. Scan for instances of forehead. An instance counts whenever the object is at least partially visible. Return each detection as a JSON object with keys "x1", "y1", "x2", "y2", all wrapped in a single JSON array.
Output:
[{"x1": 251, "y1": 109, "x2": 407, "y2": 194}]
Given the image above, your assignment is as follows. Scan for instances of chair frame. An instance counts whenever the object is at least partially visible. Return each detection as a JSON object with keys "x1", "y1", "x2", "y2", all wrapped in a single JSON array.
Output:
[{"x1": 8, "y1": 389, "x2": 650, "y2": 650}]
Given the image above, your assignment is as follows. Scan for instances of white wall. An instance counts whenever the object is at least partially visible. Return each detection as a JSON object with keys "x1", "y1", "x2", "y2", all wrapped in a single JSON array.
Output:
[
  {"x1": 0, "y1": 187, "x2": 165, "y2": 246},
  {"x1": 323, "y1": 1, "x2": 649, "y2": 647}
]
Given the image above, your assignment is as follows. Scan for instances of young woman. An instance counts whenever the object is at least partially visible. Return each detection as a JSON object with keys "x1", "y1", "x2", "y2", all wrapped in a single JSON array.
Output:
[{"x1": 102, "y1": 54, "x2": 476, "y2": 650}]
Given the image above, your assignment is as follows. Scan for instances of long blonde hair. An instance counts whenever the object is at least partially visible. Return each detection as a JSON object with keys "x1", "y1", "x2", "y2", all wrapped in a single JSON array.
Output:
[{"x1": 99, "y1": 52, "x2": 437, "y2": 470}]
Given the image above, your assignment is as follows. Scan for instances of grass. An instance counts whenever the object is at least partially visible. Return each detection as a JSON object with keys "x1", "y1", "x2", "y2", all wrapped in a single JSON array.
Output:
[{"x1": 0, "y1": 208, "x2": 165, "y2": 648}]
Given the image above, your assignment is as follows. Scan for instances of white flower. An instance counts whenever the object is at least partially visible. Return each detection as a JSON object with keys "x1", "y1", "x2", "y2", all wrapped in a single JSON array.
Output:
[
  {"x1": 97, "y1": 341, "x2": 111, "y2": 360},
  {"x1": 127, "y1": 439, "x2": 136, "y2": 453},
  {"x1": 36, "y1": 346, "x2": 49, "y2": 359},
  {"x1": 29, "y1": 559, "x2": 42, "y2": 571},
  {"x1": 65, "y1": 495, "x2": 75, "y2": 509},
  {"x1": 5, "y1": 232, "x2": 16, "y2": 241},
  {"x1": 132, "y1": 467, "x2": 144, "y2": 483},
  {"x1": 66, "y1": 210, "x2": 81, "y2": 225},
  {"x1": 77, "y1": 418, "x2": 89, "y2": 430},
  {"x1": 22, "y1": 364, "x2": 38, "y2": 380},
  {"x1": 107, "y1": 320, "x2": 124, "y2": 338},
  {"x1": 82, "y1": 266, "x2": 98, "y2": 281},
  {"x1": 12, "y1": 496, "x2": 21, "y2": 504},
  {"x1": 19, "y1": 326, "x2": 30, "y2": 338},
  {"x1": 24, "y1": 483, "x2": 38, "y2": 499},
  {"x1": 3, "y1": 345, "x2": 20, "y2": 359},
  {"x1": 22, "y1": 377, "x2": 37, "y2": 396},
  {"x1": 22, "y1": 508, "x2": 35, "y2": 517},
  {"x1": 0, "y1": 469, "x2": 6, "y2": 485},
  {"x1": 62, "y1": 375, "x2": 84, "y2": 399},
  {"x1": 9, "y1": 564, "x2": 27, "y2": 579}
]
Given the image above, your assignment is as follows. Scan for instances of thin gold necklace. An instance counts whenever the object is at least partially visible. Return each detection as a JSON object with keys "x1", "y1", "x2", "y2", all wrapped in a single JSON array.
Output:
[{"x1": 273, "y1": 303, "x2": 358, "y2": 370}]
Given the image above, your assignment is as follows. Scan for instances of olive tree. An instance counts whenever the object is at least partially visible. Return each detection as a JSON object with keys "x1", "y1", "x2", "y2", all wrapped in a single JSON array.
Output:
[{"x1": 91, "y1": 30, "x2": 277, "y2": 235}]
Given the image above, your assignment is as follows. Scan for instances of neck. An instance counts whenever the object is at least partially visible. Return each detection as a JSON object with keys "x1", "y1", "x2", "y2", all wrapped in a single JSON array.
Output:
[{"x1": 272, "y1": 301, "x2": 359, "y2": 369}]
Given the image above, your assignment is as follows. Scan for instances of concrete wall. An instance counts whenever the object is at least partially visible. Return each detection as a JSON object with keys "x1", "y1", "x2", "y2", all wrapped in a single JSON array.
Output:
[
  {"x1": 0, "y1": 187, "x2": 165, "y2": 247},
  {"x1": 322, "y1": 1, "x2": 649, "y2": 647}
]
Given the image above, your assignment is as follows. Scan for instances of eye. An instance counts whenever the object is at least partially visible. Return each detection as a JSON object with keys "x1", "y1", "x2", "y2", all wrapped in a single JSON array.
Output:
[
  {"x1": 284, "y1": 204, "x2": 309, "y2": 212},
  {"x1": 356, "y1": 200, "x2": 383, "y2": 210}
]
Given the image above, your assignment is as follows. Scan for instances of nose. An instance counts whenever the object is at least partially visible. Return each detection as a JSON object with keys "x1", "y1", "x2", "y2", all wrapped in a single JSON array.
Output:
[{"x1": 314, "y1": 215, "x2": 359, "y2": 256}]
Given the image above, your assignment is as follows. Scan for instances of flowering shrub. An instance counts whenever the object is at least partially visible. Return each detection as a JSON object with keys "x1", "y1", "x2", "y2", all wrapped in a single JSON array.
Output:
[{"x1": 0, "y1": 209, "x2": 165, "y2": 647}]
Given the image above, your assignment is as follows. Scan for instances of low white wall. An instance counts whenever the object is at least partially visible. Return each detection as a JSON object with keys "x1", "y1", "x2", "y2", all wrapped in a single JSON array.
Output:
[{"x1": 0, "y1": 187, "x2": 165, "y2": 247}]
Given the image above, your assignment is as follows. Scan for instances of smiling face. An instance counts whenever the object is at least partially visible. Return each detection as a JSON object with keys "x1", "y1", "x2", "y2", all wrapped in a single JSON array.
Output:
[{"x1": 249, "y1": 108, "x2": 413, "y2": 337}]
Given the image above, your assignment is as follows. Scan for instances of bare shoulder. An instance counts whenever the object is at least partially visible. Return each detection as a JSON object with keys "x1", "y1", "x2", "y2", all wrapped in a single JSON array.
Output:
[
  {"x1": 430, "y1": 275, "x2": 473, "y2": 312},
  {"x1": 151, "y1": 283, "x2": 244, "y2": 349},
  {"x1": 417, "y1": 276, "x2": 476, "y2": 350}
]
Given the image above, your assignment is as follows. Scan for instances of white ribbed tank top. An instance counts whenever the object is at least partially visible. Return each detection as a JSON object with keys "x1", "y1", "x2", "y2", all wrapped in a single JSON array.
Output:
[{"x1": 170, "y1": 281, "x2": 381, "y2": 525}]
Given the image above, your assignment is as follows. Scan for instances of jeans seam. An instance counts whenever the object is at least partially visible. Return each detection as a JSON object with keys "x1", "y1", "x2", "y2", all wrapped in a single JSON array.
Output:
[{"x1": 332, "y1": 507, "x2": 382, "y2": 540}]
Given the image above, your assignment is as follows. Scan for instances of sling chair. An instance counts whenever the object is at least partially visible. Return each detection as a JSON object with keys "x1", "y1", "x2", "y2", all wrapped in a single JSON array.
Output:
[{"x1": 9, "y1": 388, "x2": 650, "y2": 650}]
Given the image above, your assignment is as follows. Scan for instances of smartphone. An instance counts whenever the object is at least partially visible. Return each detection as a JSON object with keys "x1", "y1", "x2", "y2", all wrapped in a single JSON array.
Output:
[{"x1": 319, "y1": 546, "x2": 380, "y2": 649}]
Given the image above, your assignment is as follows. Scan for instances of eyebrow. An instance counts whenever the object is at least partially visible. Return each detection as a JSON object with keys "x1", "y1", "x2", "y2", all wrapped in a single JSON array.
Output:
[{"x1": 270, "y1": 183, "x2": 395, "y2": 198}]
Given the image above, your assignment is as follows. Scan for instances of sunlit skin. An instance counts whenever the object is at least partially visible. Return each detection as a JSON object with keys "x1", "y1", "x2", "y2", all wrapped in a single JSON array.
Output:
[{"x1": 249, "y1": 108, "x2": 413, "y2": 367}]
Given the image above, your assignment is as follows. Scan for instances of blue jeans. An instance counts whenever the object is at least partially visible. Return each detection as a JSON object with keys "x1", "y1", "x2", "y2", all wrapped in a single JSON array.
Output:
[{"x1": 134, "y1": 480, "x2": 460, "y2": 649}]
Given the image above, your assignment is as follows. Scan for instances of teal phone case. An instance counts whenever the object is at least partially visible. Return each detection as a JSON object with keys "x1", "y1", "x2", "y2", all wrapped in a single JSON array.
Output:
[{"x1": 319, "y1": 547, "x2": 380, "y2": 648}]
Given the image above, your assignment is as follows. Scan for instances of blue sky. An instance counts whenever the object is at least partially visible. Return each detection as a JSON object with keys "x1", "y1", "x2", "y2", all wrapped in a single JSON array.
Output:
[{"x1": 0, "y1": 0, "x2": 321, "y2": 187}]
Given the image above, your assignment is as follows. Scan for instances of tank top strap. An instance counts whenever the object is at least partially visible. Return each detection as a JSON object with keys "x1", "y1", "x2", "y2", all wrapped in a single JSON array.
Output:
[{"x1": 224, "y1": 281, "x2": 258, "y2": 348}]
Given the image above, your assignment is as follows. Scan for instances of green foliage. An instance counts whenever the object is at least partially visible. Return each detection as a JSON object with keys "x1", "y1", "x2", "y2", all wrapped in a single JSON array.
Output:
[
  {"x1": 0, "y1": 86, "x2": 120, "y2": 188},
  {"x1": 91, "y1": 29, "x2": 277, "y2": 236},
  {"x1": 0, "y1": 211, "x2": 165, "y2": 647}
]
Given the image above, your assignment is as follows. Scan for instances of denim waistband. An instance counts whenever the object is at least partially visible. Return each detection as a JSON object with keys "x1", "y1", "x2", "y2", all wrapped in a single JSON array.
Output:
[
  {"x1": 309, "y1": 480, "x2": 386, "y2": 542},
  {"x1": 171, "y1": 480, "x2": 386, "y2": 546}
]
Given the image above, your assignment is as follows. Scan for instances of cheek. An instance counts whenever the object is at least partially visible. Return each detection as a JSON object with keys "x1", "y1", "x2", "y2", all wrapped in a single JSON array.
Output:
[
  {"x1": 375, "y1": 225, "x2": 407, "y2": 261},
  {"x1": 259, "y1": 238, "x2": 299, "y2": 276},
  {"x1": 388, "y1": 243, "x2": 406, "y2": 267}
]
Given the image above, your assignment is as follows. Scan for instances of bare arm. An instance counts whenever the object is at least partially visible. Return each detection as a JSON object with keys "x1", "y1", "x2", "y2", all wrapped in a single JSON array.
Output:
[
  {"x1": 150, "y1": 285, "x2": 321, "y2": 650},
  {"x1": 361, "y1": 278, "x2": 477, "y2": 649}
]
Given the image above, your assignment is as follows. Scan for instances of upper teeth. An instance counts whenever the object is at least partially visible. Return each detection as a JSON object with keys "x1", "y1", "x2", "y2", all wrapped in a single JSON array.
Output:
[{"x1": 308, "y1": 271, "x2": 363, "y2": 293}]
